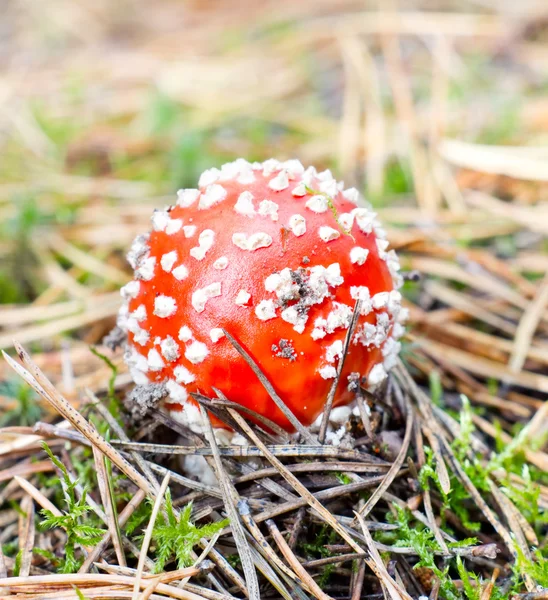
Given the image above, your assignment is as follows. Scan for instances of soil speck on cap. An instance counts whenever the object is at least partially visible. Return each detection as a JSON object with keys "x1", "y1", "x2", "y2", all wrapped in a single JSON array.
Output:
[
  {"x1": 125, "y1": 382, "x2": 167, "y2": 419},
  {"x1": 102, "y1": 326, "x2": 126, "y2": 351},
  {"x1": 271, "y1": 339, "x2": 297, "y2": 361}
]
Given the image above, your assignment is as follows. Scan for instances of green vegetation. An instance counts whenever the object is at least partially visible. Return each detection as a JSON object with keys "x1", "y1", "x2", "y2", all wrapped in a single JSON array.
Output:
[
  {"x1": 149, "y1": 490, "x2": 228, "y2": 573},
  {"x1": 39, "y1": 443, "x2": 106, "y2": 573},
  {"x1": 0, "y1": 378, "x2": 42, "y2": 426}
]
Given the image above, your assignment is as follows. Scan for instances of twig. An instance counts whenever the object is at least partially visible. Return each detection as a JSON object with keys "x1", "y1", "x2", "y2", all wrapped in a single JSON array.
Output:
[
  {"x1": 2, "y1": 343, "x2": 158, "y2": 501},
  {"x1": 318, "y1": 299, "x2": 361, "y2": 444},
  {"x1": 79, "y1": 489, "x2": 146, "y2": 574},
  {"x1": 222, "y1": 328, "x2": 316, "y2": 443},
  {"x1": 92, "y1": 446, "x2": 126, "y2": 568},
  {"x1": 132, "y1": 473, "x2": 171, "y2": 600},
  {"x1": 355, "y1": 388, "x2": 413, "y2": 519},
  {"x1": 199, "y1": 404, "x2": 259, "y2": 600},
  {"x1": 227, "y1": 406, "x2": 364, "y2": 554},
  {"x1": 266, "y1": 518, "x2": 334, "y2": 600}
]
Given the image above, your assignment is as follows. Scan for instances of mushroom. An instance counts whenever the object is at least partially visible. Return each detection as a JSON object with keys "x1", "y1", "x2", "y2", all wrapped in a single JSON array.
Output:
[{"x1": 118, "y1": 159, "x2": 406, "y2": 436}]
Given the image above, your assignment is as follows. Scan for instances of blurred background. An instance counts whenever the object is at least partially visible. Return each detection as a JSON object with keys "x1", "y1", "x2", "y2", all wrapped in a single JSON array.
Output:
[{"x1": 1, "y1": 0, "x2": 547, "y2": 417}]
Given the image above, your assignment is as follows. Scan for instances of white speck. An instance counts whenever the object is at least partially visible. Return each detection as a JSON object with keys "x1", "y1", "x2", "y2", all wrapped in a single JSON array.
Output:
[
  {"x1": 174, "y1": 365, "x2": 195, "y2": 384},
  {"x1": 210, "y1": 328, "x2": 225, "y2": 342},
  {"x1": 199, "y1": 168, "x2": 221, "y2": 188},
  {"x1": 151, "y1": 210, "x2": 170, "y2": 231},
  {"x1": 154, "y1": 337, "x2": 161, "y2": 345},
  {"x1": 166, "y1": 379, "x2": 188, "y2": 403},
  {"x1": 255, "y1": 299, "x2": 277, "y2": 321},
  {"x1": 372, "y1": 292, "x2": 390, "y2": 310},
  {"x1": 130, "y1": 368, "x2": 149, "y2": 385},
  {"x1": 374, "y1": 221, "x2": 387, "y2": 240},
  {"x1": 232, "y1": 233, "x2": 248, "y2": 250},
  {"x1": 291, "y1": 183, "x2": 307, "y2": 197},
  {"x1": 281, "y1": 306, "x2": 307, "y2": 333},
  {"x1": 305, "y1": 195, "x2": 329, "y2": 213},
  {"x1": 338, "y1": 213, "x2": 354, "y2": 230},
  {"x1": 132, "y1": 327, "x2": 149, "y2": 346},
  {"x1": 350, "y1": 286, "x2": 373, "y2": 315},
  {"x1": 248, "y1": 232, "x2": 273, "y2": 250},
  {"x1": 264, "y1": 268, "x2": 299, "y2": 302},
  {"x1": 368, "y1": 363, "x2": 387, "y2": 387},
  {"x1": 154, "y1": 295, "x2": 177, "y2": 318},
  {"x1": 268, "y1": 170, "x2": 289, "y2": 191},
  {"x1": 258, "y1": 199, "x2": 279, "y2": 221},
  {"x1": 172, "y1": 264, "x2": 189, "y2": 281},
  {"x1": 392, "y1": 320, "x2": 405, "y2": 339},
  {"x1": 280, "y1": 306, "x2": 299, "y2": 325},
  {"x1": 235, "y1": 158, "x2": 255, "y2": 185},
  {"x1": 126, "y1": 234, "x2": 149, "y2": 269},
  {"x1": 283, "y1": 159, "x2": 304, "y2": 178},
  {"x1": 199, "y1": 184, "x2": 227, "y2": 210},
  {"x1": 171, "y1": 405, "x2": 209, "y2": 440},
  {"x1": 350, "y1": 247, "x2": 369, "y2": 265},
  {"x1": 213, "y1": 256, "x2": 229, "y2": 270},
  {"x1": 352, "y1": 208, "x2": 376, "y2": 234},
  {"x1": 325, "y1": 263, "x2": 344, "y2": 287},
  {"x1": 178, "y1": 326, "x2": 193, "y2": 342},
  {"x1": 165, "y1": 218, "x2": 183, "y2": 235},
  {"x1": 386, "y1": 249, "x2": 403, "y2": 289},
  {"x1": 288, "y1": 214, "x2": 306, "y2": 236},
  {"x1": 326, "y1": 340, "x2": 343, "y2": 363},
  {"x1": 236, "y1": 165, "x2": 256, "y2": 185},
  {"x1": 219, "y1": 160, "x2": 242, "y2": 181},
  {"x1": 132, "y1": 305, "x2": 147, "y2": 321},
  {"x1": 177, "y1": 188, "x2": 200, "y2": 208},
  {"x1": 262, "y1": 158, "x2": 282, "y2": 176},
  {"x1": 388, "y1": 290, "x2": 403, "y2": 314},
  {"x1": 319, "y1": 179, "x2": 338, "y2": 197},
  {"x1": 382, "y1": 338, "x2": 401, "y2": 371},
  {"x1": 221, "y1": 162, "x2": 242, "y2": 181},
  {"x1": 185, "y1": 340, "x2": 209, "y2": 364},
  {"x1": 376, "y1": 238, "x2": 390, "y2": 254},
  {"x1": 235, "y1": 289, "x2": 251, "y2": 306},
  {"x1": 311, "y1": 318, "x2": 327, "y2": 338},
  {"x1": 342, "y1": 188, "x2": 360, "y2": 204},
  {"x1": 234, "y1": 191, "x2": 256, "y2": 217},
  {"x1": 116, "y1": 304, "x2": 129, "y2": 329},
  {"x1": 325, "y1": 425, "x2": 346, "y2": 447},
  {"x1": 319, "y1": 365, "x2": 337, "y2": 380},
  {"x1": 319, "y1": 226, "x2": 340, "y2": 242},
  {"x1": 121, "y1": 280, "x2": 140, "y2": 299},
  {"x1": 136, "y1": 256, "x2": 156, "y2": 281},
  {"x1": 330, "y1": 406, "x2": 352, "y2": 424},
  {"x1": 326, "y1": 303, "x2": 353, "y2": 333},
  {"x1": 307, "y1": 266, "x2": 329, "y2": 304},
  {"x1": 161, "y1": 251, "x2": 178, "y2": 272},
  {"x1": 183, "y1": 225, "x2": 197, "y2": 238},
  {"x1": 190, "y1": 229, "x2": 215, "y2": 261},
  {"x1": 160, "y1": 336, "x2": 180, "y2": 361},
  {"x1": 192, "y1": 282, "x2": 221, "y2": 313},
  {"x1": 311, "y1": 327, "x2": 326, "y2": 340},
  {"x1": 316, "y1": 169, "x2": 333, "y2": 182},
  {"x1": 232, "y1": 232, "x2": 272, "y2": 251},
  {"x1": 147, "y1": 348, "x2": 165, "y2": 372},
  {"x1": 126, "y1": 315, "x2": 143, "y2": 336},
  {"x1": 125, "y1": 347, "x2": 148, "y2": 374}
]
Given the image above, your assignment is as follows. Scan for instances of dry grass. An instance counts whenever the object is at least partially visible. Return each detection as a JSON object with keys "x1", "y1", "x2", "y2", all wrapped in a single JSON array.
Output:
[{"x1": 0, "y1": 1, "x2": 547, "y2": 599}]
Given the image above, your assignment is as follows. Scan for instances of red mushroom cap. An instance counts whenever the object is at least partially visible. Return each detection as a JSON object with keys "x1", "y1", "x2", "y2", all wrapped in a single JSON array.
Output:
[{"x1": 118, "y1": 159, "x2": 406, "y2": 434}]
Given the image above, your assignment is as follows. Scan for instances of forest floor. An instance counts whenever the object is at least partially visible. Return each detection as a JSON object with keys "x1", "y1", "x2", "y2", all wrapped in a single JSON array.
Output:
[{"x1": 0, "y1": 2, "x2": 547, "y2": 599}]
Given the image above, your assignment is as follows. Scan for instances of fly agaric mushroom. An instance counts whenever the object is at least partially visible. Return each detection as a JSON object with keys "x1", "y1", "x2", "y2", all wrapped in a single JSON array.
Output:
[{"x1": 117, "y1": 159, "x2": 406, "y2": 436}]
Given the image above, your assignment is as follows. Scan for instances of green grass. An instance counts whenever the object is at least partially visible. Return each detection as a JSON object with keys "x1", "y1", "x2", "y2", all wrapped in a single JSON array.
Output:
[{"x1": 39, "y1": 443, "x2": 106, "y2": 573}]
